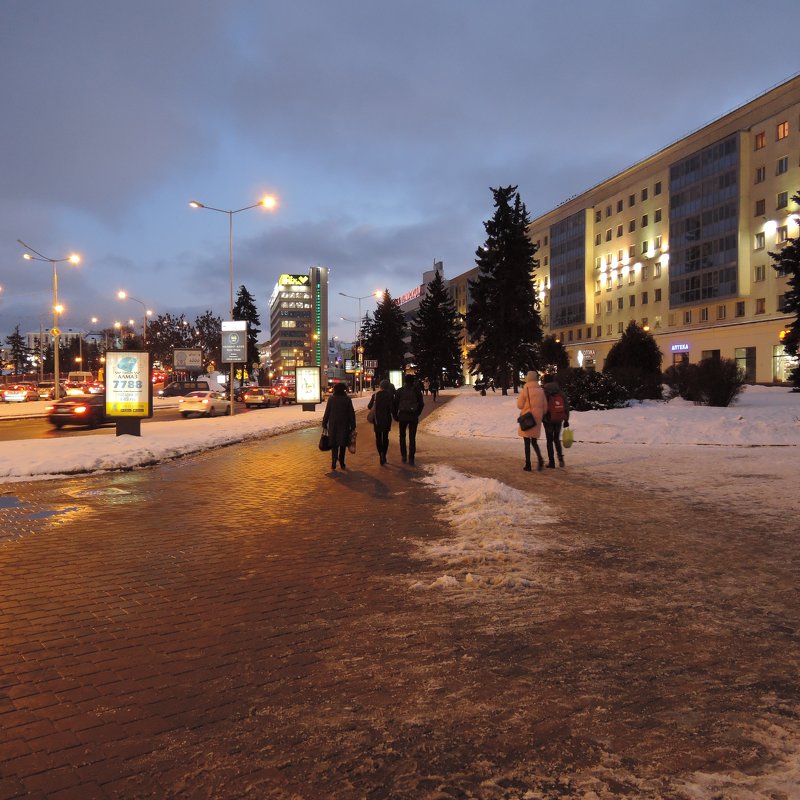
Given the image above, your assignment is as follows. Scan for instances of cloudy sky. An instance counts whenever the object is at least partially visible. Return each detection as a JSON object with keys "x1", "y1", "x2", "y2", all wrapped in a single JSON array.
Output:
[{"x1": 1, "y1": 0, "x2": 796, "y2": 343}]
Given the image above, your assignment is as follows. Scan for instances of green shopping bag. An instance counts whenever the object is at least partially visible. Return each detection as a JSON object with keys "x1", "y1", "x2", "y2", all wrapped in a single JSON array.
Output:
[{"x1": 562, "y1": 427, "x2": 574, "y2": 448}]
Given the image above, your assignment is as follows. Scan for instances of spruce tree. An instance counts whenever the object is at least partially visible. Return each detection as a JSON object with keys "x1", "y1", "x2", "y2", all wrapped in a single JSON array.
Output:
[
  {"x1": 194, "y1": 311, "x2": 222, "y2": 373},
  {"x1": 466, "y1": 185, "x2": 542, "y2": 394},
  {"x1": 603, "y1": 321, "x2": 663, "y2": 399},
  {"x1": 362, "y1": 290, "x2": 406, "y2": 378},
  {"x1": 410, "y1": 270, "x2": 462, "y2": 386},
  {"x1": 5, "y1": 325, "x2": 29, "y2": 375},
  {"x1": 770, "y1": 191, "x2": 800, "y2": 388},
  {"x1": 233, "y1": 285, "x2": 261, "y2": 380}
]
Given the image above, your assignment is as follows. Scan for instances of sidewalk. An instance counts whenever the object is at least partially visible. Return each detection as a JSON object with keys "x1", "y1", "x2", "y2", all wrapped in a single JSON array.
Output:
[{"x1": 2, "y1": 398, "x2": 800, "y2": 798}]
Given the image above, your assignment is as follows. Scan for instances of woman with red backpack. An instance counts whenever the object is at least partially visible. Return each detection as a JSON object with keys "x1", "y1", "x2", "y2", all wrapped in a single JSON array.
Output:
[{"x1": 541, "y1": 373, "x2": 570, "y2": 468}]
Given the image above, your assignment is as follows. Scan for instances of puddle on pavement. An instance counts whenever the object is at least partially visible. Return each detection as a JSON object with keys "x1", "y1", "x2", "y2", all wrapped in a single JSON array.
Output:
[
  {"x1": 23, "y1": 507, "x2": 80, "y2": 520},
  {"x1": 66, "y1": 487, "x2": 131, "y2": 498},
  {"x1": 0, "y1": 496, "x2": 28, "y2": 509}
]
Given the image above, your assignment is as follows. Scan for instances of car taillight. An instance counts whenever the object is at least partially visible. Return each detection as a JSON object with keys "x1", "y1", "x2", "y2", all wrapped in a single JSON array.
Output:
[
  {"x1": 74, "y1": 405, "x2": 88, "y2": 414},
  {"x1": 45, "y1": 404, "x2": 55, "y2": 412},
  {"x1": 202, "y1": 399, "x2": 209, "y2": 404}
]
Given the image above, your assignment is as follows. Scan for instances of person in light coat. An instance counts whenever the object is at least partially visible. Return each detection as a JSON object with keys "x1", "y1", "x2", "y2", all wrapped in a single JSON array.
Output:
[{"x1": 516, "y1": 370, "x2": 548, "y2": 471}]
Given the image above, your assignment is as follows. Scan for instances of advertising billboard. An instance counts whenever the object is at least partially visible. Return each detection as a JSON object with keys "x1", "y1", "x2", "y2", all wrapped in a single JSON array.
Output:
[{"x1": 105, "y1": 351, "x2": 152, "y2": 418}]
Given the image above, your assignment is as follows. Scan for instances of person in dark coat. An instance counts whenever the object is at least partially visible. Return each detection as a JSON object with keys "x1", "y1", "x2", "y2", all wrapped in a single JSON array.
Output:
[
  {"x1": 541, "y1": 373, "x2": 570, "y2": 468},
  {"x1": 367, "y1": 379, "x2": 394, "y2": 465},
  {"x1": 322, "y1": 382, "x2": 356, "y2": 471},
  {"x1": 391, "y1": 374, "x2": 425, "y2": 465}
]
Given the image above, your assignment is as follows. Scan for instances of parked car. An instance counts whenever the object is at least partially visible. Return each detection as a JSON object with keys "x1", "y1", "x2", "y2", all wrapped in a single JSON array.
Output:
[
  {"x1": 178, "y1": 391, "x2": 231, "y2": 418},
  {"x1": 46, "y1": 394, "x2": 107, "y2": 429},
  {"x1": 2, "y1": 384, "x2": 38, "y2": 402},
  {"x1": 242, "y1": 387, "x2": 276, "y2": 409}
]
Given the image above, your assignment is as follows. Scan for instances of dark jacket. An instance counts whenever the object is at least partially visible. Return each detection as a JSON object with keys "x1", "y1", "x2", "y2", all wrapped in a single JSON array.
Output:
[
  {"x1": 322, "y1": 393, "x2": 356, "y2": 446},
  {"x1": 541, "y1": 380, "x2": 570, "y2": 424},
  {"x1": 392, "y1": 381, "x2": 424, "y2": 422},
  {"x1": 368, "y1": 388, "x2": 394, "y2": 431}
]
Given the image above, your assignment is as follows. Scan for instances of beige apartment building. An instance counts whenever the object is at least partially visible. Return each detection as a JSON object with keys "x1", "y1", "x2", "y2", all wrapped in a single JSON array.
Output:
[{"x1": 528, "y1": 74, "x2": 799, "y2": 383}]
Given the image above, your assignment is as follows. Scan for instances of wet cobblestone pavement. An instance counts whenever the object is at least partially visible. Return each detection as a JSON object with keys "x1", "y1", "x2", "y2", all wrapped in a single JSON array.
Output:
[{"x1": 1, "y1": 401, "x2": 799, "y2": 799}]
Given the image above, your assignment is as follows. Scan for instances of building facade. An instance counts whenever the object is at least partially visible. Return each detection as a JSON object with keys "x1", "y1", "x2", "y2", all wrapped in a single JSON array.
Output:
[
  {"x1": 527, "y1": 75, "x2": 799, "y2": 383},
  {"x1": 267, "y1": 266, "x2": 329, "y2": 382}
]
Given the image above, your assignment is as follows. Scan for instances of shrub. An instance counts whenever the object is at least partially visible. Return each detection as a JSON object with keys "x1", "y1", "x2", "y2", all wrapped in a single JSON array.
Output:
[
  {"x1": 557, "y1": 368, "x2": 629, "y2": 411},
  {"x1": 664, "y1": 358, "x2": 745, "y2": 407}
]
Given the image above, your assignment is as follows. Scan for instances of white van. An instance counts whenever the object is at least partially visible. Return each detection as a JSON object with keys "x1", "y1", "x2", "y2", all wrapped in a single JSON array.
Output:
[{"x1": 67, "y1": 371, "x2": 94, "y2": 383}]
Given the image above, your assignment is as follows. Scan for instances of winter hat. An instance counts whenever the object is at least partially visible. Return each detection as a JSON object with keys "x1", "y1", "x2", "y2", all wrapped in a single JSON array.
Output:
[{"x1": 525, "y1": 370, "x2": 539, "y2": 383}]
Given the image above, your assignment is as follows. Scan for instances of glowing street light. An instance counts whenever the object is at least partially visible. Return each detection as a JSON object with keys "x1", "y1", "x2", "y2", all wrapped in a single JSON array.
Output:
[
  {"x1": 17, "y1": 239, "x2": 81, "y2": 400},
  {"x1": 117, "y1": 290, "x2": 152, "y2": 345},
  {"x1": 189, "y1": 194, "x2": 278, "y2": 415}
]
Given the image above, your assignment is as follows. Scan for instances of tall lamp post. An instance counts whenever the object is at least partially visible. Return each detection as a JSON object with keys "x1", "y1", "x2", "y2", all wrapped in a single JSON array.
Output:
[
  {"x1": 117, "y1": 290, "x2": 152, "y2": 345},
  {"x1": 340, "y1": 316, "x2": 359, "y2": 393},
  {"x1": 17, "y1": 240, "x2": 81, "y2": 401},
  {"x1": 339, "y1": 291, "x2": 381, "y2": 395},
  {"x1": 189, "y1": 195, "x2": 277, "y2": 414}
]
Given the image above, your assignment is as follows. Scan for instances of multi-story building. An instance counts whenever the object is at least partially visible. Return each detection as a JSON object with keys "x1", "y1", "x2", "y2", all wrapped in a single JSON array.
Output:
[
  {"x1": 528, "y1": 74, "x2": 799, "y2": 383},
  {"x1": 268, "y1": 266, "x2": 329, "y2": 381}
]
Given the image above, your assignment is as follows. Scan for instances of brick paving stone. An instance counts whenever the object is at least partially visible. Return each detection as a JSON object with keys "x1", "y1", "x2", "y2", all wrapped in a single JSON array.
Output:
[{"x1": 1, "y1": 402, "x2": 800, "y2": 798}]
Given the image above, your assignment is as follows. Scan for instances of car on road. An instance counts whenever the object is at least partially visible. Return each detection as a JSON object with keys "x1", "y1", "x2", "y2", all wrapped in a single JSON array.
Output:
[
  {"x1": 242, "y1": 387, "x2": 276, "y2": 409},
  {"x1": 178, "y1": 391, "x2": 231, "y2": 418},
  {"x1": 36, "y1": 382, "x2": 59, "y2": 400},
  {"x1": 64, "y1": 381, "x2": 91, "y2": 396},
  {"x1": 2, "y1": 384, "x2": 38, "y2": 402},
  {"x1": 46, "y1": 394, "x2": 107, "y2": 429},
  {"x1": 270, "y1": 384, "x2": 296, "y2": 405},
  {"x1": 159, "y1": 379, "x2": 222, "y2": 397}
]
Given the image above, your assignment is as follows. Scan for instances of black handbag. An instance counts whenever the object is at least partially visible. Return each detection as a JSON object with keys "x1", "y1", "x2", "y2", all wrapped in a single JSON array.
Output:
[
  {"x1": 517, "y1": 412, "x2": 536, "y2": 431},
  {"x1": 318, "y1": 431, "x2": 331, "y2": 451}
]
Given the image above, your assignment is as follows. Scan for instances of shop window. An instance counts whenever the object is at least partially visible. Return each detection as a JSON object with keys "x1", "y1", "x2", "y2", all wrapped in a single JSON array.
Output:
[{"x1": 736, "y1": 346, "x2": 756, "y2": 382}]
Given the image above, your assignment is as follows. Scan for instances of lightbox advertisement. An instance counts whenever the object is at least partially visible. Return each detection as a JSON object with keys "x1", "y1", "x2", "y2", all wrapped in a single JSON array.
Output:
[{"x1": 105, "y1": 351, "x2": 153, "y2": 418}]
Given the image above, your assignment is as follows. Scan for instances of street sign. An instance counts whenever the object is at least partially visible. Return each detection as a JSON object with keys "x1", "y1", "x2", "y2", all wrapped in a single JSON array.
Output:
[
  {"x1": 221, "y1": 320, "x2": 247, "y2": 363},
  {"x1": 364, "y1": 359, "x2": 377, "y2": 369},
  {"x1": 174, "y1": 348, "x2": 203, "y2": 371}
]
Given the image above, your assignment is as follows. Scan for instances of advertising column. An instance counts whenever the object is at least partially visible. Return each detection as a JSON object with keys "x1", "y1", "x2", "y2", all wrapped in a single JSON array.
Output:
[{"x1": 105, "y1": 351, "x2": 153, "y2": 436}]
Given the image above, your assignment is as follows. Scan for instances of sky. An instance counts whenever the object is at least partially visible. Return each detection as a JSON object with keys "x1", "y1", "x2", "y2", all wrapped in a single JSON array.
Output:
[{"x1": 1, "y1": 1, "x2": 798, "y2": 345}]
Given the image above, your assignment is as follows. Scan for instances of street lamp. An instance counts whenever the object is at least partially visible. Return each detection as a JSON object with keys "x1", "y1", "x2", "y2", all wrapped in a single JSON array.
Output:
[
  {"x1": 17, "y1": 239, "x2": 81, "y2": 401},
  {"x1": 341, "y1": 316, "x2": 359, "y2": 393},
  {"x1": 338, "y1": 291, "x2": 381, "y2": 394},
  {"x1": 117, "y1": 290, "x2": 152, "y2": 345},
  {"x1": 189, "y1": 194, "x2": 278, "y2": 415}
]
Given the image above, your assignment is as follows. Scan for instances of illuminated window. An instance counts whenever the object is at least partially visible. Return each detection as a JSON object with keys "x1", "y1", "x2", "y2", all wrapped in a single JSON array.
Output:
[
  {"x1": 754, "y1": 131, "x2": 766, "y2": 150},
  {"x1": 755, "y1": 165, "x2": 766, "y2": 183},
  {"x1": 755, "y1": 199, "x2": 765, "y2": 216},
  {"x1": 777, "y1": 121, "x2": 789, "y2": 140},
  {"x1": 777, "y1": 191, "x2": 788, "y2": 209}
]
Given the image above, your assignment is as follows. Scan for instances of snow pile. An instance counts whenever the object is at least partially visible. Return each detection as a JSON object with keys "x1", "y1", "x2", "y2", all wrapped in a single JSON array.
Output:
[{"x1": 409, "y1": 464, "x2": 559, "y2": 592}]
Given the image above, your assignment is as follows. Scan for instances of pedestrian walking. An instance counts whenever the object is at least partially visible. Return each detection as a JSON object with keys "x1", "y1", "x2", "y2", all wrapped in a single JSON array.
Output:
[
  {"x1": 542, "y1": 373, "x2": 570, "y2": 468},
  {"x1": 429, "y1": 378, "x2": 439, "y2": 402},
  {"x1": 392, "y1": 374, "x2": 424, "y2": 465},
  {"x1": 422, "y1": 377, "x2": 430, "y2": 396},
  {"x1": 516, "y1": 370, "x2": 547, "y2": 471},
  {"x1": 368, "y1": 379, "x2": 394, "y2": 465},
  {"x1": 322, "y1": 382, "x2": 356, "y2": 471}
]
